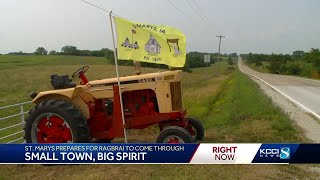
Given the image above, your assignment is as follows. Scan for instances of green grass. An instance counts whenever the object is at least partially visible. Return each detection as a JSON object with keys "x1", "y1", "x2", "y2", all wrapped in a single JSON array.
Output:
[
  {"x1": 0, "y1": 55, "x2": 108, "y2": 69},
  {"x1": 0, "y1": 55, "x2": 316, "y2": 179},
  {"x1": 203, "y1": 70, "x2": 305, "y2": 143}
]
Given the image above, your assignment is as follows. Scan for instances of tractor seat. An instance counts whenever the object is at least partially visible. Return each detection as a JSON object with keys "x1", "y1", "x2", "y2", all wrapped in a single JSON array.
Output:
[{"x1": 50, "y1": 74, "x2": 76, "y2": 90}]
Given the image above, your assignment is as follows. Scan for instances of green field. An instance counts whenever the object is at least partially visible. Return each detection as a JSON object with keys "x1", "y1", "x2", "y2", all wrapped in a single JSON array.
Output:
[
  {"x1": 0, "y1": 55, "x2": 317, "y2": 179},
  {"x1": 0, "y1": 55, "x2": 146, "y2": 143}
]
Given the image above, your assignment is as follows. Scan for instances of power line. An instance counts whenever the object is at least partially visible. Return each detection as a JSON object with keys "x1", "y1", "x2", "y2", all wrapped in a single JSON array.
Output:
[
  {"x1": 79, "y1": 0, "x2": 126, "y2": 19},
  {"x1": 191, "y1": 0, "x2": 201, "y2": 10},
  {"x1": 191, "y1": 0, "x2": 208, "y2": 20},
  {"x1": 185, "y1": 0, "x2": 206, "y2": 21},
  {"x1": 80, "y1": 0, "x2": 109, "y2": 12},
  {"x1": 167, "y1": 0, "x2": 185, "y2": 15}
]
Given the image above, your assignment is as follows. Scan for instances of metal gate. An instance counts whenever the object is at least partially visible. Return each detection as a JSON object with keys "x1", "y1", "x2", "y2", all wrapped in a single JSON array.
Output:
[{"x1": 0, "y1": 101, "x2": 32, "y2": 143}]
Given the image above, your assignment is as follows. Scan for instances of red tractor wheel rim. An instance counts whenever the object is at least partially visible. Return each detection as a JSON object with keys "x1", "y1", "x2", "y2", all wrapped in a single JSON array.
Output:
[
  {"x1": 186, "y1": 125, "x2": 197, "y2": 139},
  {"x1": 164, "y1": 136, "x2": 184, "y2": 143},
  {"x1": 33, "y1": 113, "x2": 73, "y2": 143}
]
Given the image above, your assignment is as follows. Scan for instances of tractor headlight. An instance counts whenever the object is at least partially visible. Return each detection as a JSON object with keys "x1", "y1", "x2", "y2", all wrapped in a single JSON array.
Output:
[{"x1": 30, "y1": 92, "x2": 38, "y2": 99}]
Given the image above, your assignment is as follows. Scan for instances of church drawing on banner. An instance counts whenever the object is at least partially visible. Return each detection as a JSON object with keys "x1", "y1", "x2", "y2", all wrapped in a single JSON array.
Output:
[{"x1": 145, "y1": 34, "x2": 161, "y2": 54}]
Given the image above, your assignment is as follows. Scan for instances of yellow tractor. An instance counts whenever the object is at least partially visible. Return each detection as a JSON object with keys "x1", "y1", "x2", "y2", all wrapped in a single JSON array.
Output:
[{"x1": 25, "y1": 66, "x2": 204, "y2": 143}]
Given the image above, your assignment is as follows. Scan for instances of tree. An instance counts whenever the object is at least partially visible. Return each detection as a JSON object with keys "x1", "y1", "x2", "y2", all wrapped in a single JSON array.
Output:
[
  {"x1": 287, "y1": 61, "x2": 302, "y2": 75},
  {"x1": 61, "y1": 45, "x2": 79, "y2": 55},
  {"x1": 228, "y1": 57, "x2": 234, "y2": 66},
  {"x1": 8, "y1": 51, "x2": 29, "y2": 55},
  {"x1": 186, "y1": 51, "x2": 208, "y2": 68},
  {"x1": 35, "y1": 47, "x2": 47, "y2": 55},
  {"x1": 49, "y1": 50, "x2": 57, "y2": 55},
  {"x1": 103, "y1": 48, "x2": 115, "y2": 62},
  {"x1": 308, "y1": 48, "x2": 320, "y2": 72}
]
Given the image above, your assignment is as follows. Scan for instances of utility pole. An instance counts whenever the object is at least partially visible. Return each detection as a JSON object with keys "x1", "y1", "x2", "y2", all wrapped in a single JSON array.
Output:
[{"x1": 216, "y1": 35, "x2": 225, "y2": 74}]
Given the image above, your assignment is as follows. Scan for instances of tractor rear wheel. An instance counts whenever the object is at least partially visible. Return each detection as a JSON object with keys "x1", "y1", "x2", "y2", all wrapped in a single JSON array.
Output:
[
  {"x1": 24, "y1": 99, "x2": 90, "y2": 143},
  {"x1": 185, "y1": 117, "x2": 204, "y2": 141},
  {"x1": 156, "y1": 126, "x2": 193, "y2": 143}
]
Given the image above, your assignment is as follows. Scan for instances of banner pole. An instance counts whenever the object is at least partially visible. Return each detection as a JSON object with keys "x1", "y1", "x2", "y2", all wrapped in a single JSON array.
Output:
[{"x1": 109, "y1": 11, "x2": 128, "y2": 143}]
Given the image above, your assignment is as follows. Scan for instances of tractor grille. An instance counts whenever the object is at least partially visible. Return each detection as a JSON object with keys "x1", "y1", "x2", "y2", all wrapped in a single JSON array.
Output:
[{"x1": 170, "y1": 82, "x2": 182, "y2": 111}]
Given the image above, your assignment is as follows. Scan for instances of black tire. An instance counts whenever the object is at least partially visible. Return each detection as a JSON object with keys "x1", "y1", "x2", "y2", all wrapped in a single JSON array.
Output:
[
  {"x1": 24, "y1": 99, "x2": 90, "y2": 143},
  {"x1": 186, "y1": 117, "x2": 204, "y2": 141},
  {"x1": 156, "y1": 126, "x2": 193, "y2": 143}
]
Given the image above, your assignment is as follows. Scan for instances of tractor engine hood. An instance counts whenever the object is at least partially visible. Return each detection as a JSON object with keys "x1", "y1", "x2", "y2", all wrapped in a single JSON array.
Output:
[
  {"x1": 88, "y1": 70, "x2": 182, "y2": 86},
  {"x1": 31, "y1": 70, "x2": 182, "y2": 104}
]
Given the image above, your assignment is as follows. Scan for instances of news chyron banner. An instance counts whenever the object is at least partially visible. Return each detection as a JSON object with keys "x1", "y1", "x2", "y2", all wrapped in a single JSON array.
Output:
[{"x1": 0, "y1": 144, "x2": 319, "y2": 164}]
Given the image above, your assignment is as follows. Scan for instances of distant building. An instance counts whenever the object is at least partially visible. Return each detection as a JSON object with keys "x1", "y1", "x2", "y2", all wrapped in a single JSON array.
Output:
[
  {"x1": 145, "y1": 35, "x2": 161, "y2": 54},
  {"x1": 229, "y1": 53, "x2": 238, "y2": 57},
  {"x1": 293, "y1": 50, "x2": 304, "y2": 58}
]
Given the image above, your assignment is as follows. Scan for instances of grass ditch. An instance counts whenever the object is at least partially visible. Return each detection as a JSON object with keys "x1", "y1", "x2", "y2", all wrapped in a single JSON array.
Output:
[{"x1": 204, "y1": 70, "x2": 305, "y2": 143}]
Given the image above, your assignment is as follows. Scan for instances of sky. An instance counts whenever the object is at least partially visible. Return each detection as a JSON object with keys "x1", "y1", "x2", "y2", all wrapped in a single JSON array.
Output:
[{"x1": 0, "y1": 0, "x2": 320, "y2": 54}]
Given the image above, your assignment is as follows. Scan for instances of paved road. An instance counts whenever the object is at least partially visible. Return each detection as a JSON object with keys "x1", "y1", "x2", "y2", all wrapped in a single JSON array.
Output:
[{"x1": 239, "y1": 60, "x2": 320, "y2": 119}]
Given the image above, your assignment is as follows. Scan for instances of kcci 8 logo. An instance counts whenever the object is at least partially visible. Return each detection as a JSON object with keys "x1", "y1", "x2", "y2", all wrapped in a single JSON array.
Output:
[
  {"x1": 259, "y1": 147, "x2": 290, "y2": 159},
  {"x1": 280, "y1": 147, "x2": 290, "y2": 159}
]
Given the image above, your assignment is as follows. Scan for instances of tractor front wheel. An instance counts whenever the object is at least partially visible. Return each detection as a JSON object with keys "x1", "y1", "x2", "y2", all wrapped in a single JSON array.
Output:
[
  {"x1": 156, "y1": 126, "x2": 193, "y2": 143},
  {"x1": 185, "y1": 117, "x2": 204, "y2": 141},
  {"x1": 24, "y1": 99, "x2": 90, "y2": 143}
]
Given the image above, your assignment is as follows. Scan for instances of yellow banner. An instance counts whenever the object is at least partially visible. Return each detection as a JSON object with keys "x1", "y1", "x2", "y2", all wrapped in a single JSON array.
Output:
[{"x1": 113, "y1": 17, "x2": 186, "y2": 67}]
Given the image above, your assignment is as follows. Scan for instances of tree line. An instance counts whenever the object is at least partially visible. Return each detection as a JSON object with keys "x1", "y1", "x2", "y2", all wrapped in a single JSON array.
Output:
[
  {"x1": 6, "y1": 46, "x2": 233, "y2": 71},
  {"x1": 242, "y1": 48, "x2": 320, "y2": 78}
]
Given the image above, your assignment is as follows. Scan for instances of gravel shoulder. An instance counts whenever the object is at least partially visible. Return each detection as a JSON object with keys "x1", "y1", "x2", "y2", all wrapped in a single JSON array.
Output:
[{"x1": 239, "y1": 61, "x2": 320, "y2": 142}]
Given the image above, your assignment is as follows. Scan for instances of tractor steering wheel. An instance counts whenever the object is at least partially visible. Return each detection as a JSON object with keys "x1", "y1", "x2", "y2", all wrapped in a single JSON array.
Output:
[{"x1": 72, "y1": 66, "x2": 89, "y2": 78}]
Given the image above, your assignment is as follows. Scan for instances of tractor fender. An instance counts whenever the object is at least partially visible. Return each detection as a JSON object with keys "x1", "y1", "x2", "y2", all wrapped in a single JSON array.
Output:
[
  {"x1": 33, "y1": 87, "x2": 81, "y2": 103},
  {"x1": 32, "y1": 87, "x2": 90, "y2": 119}
]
